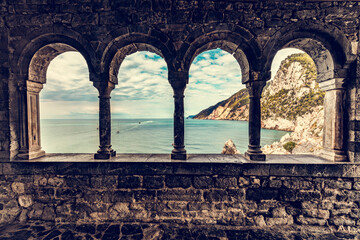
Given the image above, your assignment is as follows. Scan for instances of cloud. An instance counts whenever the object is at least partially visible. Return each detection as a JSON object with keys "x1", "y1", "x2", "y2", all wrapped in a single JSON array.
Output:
[
  {"x1": 42, "y1": 52, "x2": 97, "y2": 101},
  {"x1": 186, "y1": 49, "x2": 244, "y2": 115},
  {"x1": 40, "y1": 48, "x2": 304, "y2": 119}
]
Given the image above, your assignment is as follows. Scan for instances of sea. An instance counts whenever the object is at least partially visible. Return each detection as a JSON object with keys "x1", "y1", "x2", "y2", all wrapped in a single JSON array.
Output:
[{"x1": 40, "y1": 118, "x2": 289, "y2": 154}]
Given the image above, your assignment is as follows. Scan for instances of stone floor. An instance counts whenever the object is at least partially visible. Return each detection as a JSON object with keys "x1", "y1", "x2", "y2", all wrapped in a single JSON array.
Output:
[{"x1": 0, "y1": 222, "x2": 359, "y2": 240}]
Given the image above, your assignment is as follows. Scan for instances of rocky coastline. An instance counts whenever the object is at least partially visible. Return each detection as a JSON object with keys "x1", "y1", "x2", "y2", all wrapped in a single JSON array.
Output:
[{"x1": 194, "y1": 53, "x2": 325, "y2": 154}]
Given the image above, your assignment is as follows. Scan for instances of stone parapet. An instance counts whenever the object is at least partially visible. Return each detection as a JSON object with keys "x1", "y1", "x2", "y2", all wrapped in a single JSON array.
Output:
[{"x1": 0, "y1": 154, "x2": 360, "y2": 236}]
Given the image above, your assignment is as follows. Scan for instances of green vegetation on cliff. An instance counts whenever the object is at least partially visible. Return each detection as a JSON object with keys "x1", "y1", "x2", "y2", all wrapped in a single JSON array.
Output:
[
  {"x1": 193, "y1": 53, "x2": 324, "y2": 123},
  {"x1": 261, "y1": 53, "x2": 323, "y2": 121}
]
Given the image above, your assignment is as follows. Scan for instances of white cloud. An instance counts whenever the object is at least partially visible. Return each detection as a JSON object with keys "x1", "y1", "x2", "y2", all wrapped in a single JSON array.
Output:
[
  {"x1": 186, "y1": 49, "x2": 244, "y2": 116},
  {"x1": 41, "y1": 49, "x2": 305, "y2": 119},
  {"x1": 45, "y1": 52, "x2": 93, "y2": 92}
]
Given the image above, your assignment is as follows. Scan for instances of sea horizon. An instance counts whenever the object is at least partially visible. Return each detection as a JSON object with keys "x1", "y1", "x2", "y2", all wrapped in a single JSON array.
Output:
[{"x1": 40, "y1": 118, "x2": 289, "y2": 154}]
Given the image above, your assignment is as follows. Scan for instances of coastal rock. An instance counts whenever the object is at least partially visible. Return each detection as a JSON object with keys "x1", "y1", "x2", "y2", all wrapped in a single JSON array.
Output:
[
  {"x1": 221, "y1": 139, "x2": 240, "y2": 154},
  {"x1": 262, "y1": 106, "x2": 323, "y2": 154},
  {"x1": 194, "y1": 53, "x2": 324, "y2": 154}
]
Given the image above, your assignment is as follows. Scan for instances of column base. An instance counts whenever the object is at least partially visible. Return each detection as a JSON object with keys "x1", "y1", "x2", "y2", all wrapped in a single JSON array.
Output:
[
  {"x1": 17, "y1": 149, "x2": 45, "y2": 160},
  {"x1": 171, "y1": 148, "x2": 187, "y2": 160},
  {"x1": 94, "y1": 150, "x2": 116, "y2": 160},
  {"x1": 319, "y1": 149, "x2": 347, "y2": 162},
  {"x1": 245, "y1": 151, "x2": 266, "y2": 161}
]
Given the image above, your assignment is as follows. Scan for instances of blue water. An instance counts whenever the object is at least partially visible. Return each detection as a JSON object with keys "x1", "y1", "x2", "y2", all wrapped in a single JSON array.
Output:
[{"x1": 40, "y1": 118, "x2": 289, "y2": 154}]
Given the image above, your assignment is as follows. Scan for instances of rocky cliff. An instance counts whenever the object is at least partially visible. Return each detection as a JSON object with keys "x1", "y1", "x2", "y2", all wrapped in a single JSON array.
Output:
[{"x1": 194, "y1": 53, "x2": 325, "y2": 154}]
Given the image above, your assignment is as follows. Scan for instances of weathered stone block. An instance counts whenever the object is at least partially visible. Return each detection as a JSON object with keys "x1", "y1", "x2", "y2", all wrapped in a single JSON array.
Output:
[
  {"x1": 215, "y1": 176, "x2": 237, "y2": 189},
  {"x1": 283, "y1": 179, "x2": 313, "y2": 190},
  {"x1": 47, "y1": 177, "x2": 65, "y2": 187},
  {"x1": 143, "y1": 176, "x2": 164, "y2": 189},
  {"x1": 353, "y1": 182, "x2": 360, "y2": 190},
  {"x1": 11, "y1": 182, "x2": 24, "y2": 194},
  {"x1": 109, "y1": 202, "x2": 130, "y2": 219},
  {"x1": 272, "y1": 207, "x2": 287, "y2": 218},
  {"x1": 193, "y1": 176, "x2": 214, "y2": 189},
  {"x1": 204, "y1": 190, "x2": 228, "y2": 202},
  {"x1": 27, "y1": 203, "x2": 44, "y2": 219},
  {"x1": 301, "y1": 201, "x2": 318, "y2": 209},
  {"x1": 266, "y1": 216, "x2": 293, "y2": 226},
  {"x1": 117, "y1": 175, "x2": 141, "y2": 189},
  {"x1": 303, "y1": 209, "x2": 330, "y2": 219},
  {"x1": 269, "y1": 180, "x2": 282, "y2": 188},
  {"x1": 320, "y1": 201, "x2": 334, "y2": 210},
  {"x1": 133, "y1": 190, "x2": 156, "y2": 202},
  {"x1": 42, "y1": 206, "x2": 55, "y2": 221},
  {"x1": 111, "y1": 190, "x2": 133, "y2": 202},
  {"x1": 247, "y1": 189, "x2": 279, "y2": 201},
  {"x1": 18, "y1": 195, "x2": 33, "y2": 208},
  {"x1": 188, "y1": 202, "x2": 211, "y2": 211},
  {"x1": 36, "y1": 187, "x2": 55, "y2": 200},
  {"x1": 157, "y1": 189, "x2": 202, "y2": 201},
  {"x1": 330, "y1": 216, "x2": 356, "y2": 226},
  {"x1": 165, "y1": 175, "x2": 192, "y2": 188},
  {"x1": 56, "y1": 188, "x2": 83, "y2": 199},
  {"x1": 296, "y1": 215, "x2": 327, "y2": 226},
  {"x1": 64, "y1": 176, "x2": 90, "y2": 188},
  {"x1": 331, "y1": 208, "x2": 352, "y2": 216},
  {"x1": 227, "y1": 189, "x2": 246, "y2": 202},
  {"x1": 334, "y1": 201, "x2": 357, "y2": 209},
  {"x1": 238, "y1": 177, "x2": 250, "y2": 187},
  {"x1": 324, "y1": 179, "x2": 352, "y2": 190}
]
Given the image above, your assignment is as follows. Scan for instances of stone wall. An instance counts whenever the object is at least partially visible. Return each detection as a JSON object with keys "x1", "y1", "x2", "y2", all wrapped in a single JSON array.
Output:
[
  {"x1": 1, "y1": 160, "x2": 360, "y2": 238},
  {"x1": 0, "y1": 1, "x2": 358, "y2": 161}
]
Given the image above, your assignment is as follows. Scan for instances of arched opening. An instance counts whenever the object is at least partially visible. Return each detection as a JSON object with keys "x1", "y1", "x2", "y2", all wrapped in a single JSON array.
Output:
[
  {"x1": 40, "y1": 51, "x2": 98, "y2": 153},
  {"x1": 18, "y1": 43, "x2": 95, "y2": 159},
  {"x1": 186, "y1": 48, "x2": 244, "y2": 153},
  {"x1": 262, "y1": 48, "x2": 325, "y2": 155},
  {"x1": 186, "y1": 48, "x2": 289, "y2": 154},
  {"x1": 111, "y1": 50, "x2": 172, "y2": 153},
  {"x1": 264, "y1": 38, "x2": 346, "y2": 161}
]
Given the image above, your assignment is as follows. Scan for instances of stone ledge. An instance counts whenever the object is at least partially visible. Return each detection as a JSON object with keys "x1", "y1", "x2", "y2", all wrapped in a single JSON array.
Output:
[{"x1": 1, "y1": 154, "x2": 359, "y2": 177}]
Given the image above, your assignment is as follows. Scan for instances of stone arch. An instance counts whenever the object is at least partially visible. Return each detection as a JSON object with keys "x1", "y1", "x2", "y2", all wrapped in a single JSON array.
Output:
[
  {"x1": 264, "y1": 20, "x2": 354, "y2": 82},
  {"x1": 13, "y1": 27, "x2": 96, "y2": 160},
  {"x1": 16, "y1": 27, "x2": 97, "y2": 83},
  {"x1": 181, "y1": 23, "x2": 262, "y2": 84},
  {"x1": 264, "y1": 21, "x2": 356, "y2": 162},
  {"x1": 101, "y1": 27, "x2": 176, "y2": 84}
]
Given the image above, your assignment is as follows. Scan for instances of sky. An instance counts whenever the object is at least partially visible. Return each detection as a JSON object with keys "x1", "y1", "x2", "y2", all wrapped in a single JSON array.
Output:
[{"x1": 40, "y1": 48, "x2": 303, "y2": 119}]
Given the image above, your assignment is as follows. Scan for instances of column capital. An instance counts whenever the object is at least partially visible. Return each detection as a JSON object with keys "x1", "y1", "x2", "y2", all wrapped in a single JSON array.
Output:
[
  {"x1": 246, "y1": 81, "x2": 266, "y2": 98},
  {"x1": 169, "y1": 70, "x2": 188, "y2": 91},
  {"x1": 93, "y1": 81, "x2": 115, "y2": 97},
  {"x1": 26, "y1": 80, "x2": 43, "y2": 93},
  {"x1": 319, "y1": 78, "x2": 345, "y2": 91}
]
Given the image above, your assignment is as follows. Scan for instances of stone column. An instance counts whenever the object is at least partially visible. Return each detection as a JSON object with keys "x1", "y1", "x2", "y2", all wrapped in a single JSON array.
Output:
[
  {"x1": 319, "y1": 78, "x2": 347, "y2": 161},
  {"x1": 169, "y1": 71, "x2": 187, "y2": 160},
  {"x1": 245, "y1": 80, "x2": 266, "y2": 161},
  {"x1": 18, "y1": 80, "x2": 45, "y2": 159},
  {"x1": 94, "y1": 81, "x2": 116, "y2": 159}
]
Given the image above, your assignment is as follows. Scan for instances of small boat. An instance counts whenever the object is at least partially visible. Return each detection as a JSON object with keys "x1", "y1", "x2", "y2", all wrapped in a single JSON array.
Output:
[{"x1": 116, "y1": 131, "x2": 119, "y2": 134}]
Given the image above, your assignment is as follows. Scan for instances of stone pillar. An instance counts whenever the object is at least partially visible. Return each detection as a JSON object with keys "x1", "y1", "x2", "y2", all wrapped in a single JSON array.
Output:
[
  {"x1": 319, "y1": 78, "x2": 347, "y2": 161},
  {"x1": 17, "y1": 80, "x2": 45, "y2": 159},
  {"x1": 245, "y1": 80, "x2": 266, "y2": 161},
  {"x1": 169, "y1": 71, "x2": 187, "y2": 160},
  {"x1": 94, "y1": 81, "x2": 116, "y2": 159}
]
